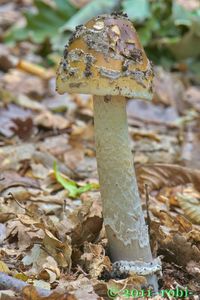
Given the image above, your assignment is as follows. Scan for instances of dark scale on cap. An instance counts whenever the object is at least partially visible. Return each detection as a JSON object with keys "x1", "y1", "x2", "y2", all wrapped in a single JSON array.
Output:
[
  {"x1": 62, "y1": 61, "x2": 67, "y2": 71},
  {"x1": 144, "y1": 68, "x2": 154, "y2": 79},
  {"x1": 75, "y1": 24, "x2": 83, "y2": 30},
  {"x1": 63, "y1": 45, "x2": 69, "y2": 59},
  {"x1": 68, "y1": 69, "x2": 76, "y2": 76},
  {"x1": 84, "y1": 54, "x2": 93, "y2": 78},
  {"x1": 111, "y1": 11, "x2": 128, "y2": 18},
  {"x1": 148, "y1": 84, "x2": 153, "y2": 94},
  {"x1": 129, "y1": 48, "x2": 143, "y2": 63},
  {"x1": 68, "y1": 25, "x2": 84, "y2": 45},
  {"x1": 122, "y1": 59, "x2": 129, "y2": 72}
]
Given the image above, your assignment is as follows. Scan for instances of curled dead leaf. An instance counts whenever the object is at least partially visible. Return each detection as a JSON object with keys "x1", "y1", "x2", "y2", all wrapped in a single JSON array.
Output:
[
  {"x1": 177, "y1": 193, "x2": 200, "y2": 224},
  {"x1": 43, "y1": 229, "x2": 72, "y2": 269},
  {"x1": 136, "y1": 163, "x2": 200, "y2": 193}
]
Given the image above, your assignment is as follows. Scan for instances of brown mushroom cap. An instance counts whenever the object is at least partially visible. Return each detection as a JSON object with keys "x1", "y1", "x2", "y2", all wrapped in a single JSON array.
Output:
[{"x1": 56, "y1": 13, "x2": 153, "y2": 100}]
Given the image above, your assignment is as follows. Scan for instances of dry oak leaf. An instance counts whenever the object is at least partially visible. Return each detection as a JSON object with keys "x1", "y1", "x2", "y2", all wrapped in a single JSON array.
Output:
[
  {"x1": 22, "y1": 285, "x2": 76, "y2": 300},
  {"x1": 69, "y1": 198, "x2": 103, "y2": 246},
  {"x1": 56, "y1": 275, "x2": 101, "y2": 300},
  {"x1": 43, "y1": 229, "x2": 72, "y2": 269},
  {"x1": 34, "y1": 111, "x2": 70, "y2": 130},
  {"x1": 1, "y1": 69, "x2": 46, "y2": 99},
  {"x1": 160, "y1": 234, "x2": 200, "y2": 266},
  {"x1": 177, "y1": 192, "x2": 200, "y2": 224},
  {"x1": 0, "y1": 170, "x2": 39, "y2": 193},
  {"x1": 80, "y1": 242, "x2": 111, "y2": 278},
  {"x1": 0, "y1": 104, "x2": 33, "y2": 138},
  {"x1": 136, "y1": 163, "x2": 200, "y2": 193}
]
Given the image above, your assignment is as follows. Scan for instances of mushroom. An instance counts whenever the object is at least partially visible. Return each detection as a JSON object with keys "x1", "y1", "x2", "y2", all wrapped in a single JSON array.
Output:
[{"x1": 56, "y1": 13, "x2": 160, "y2": 290}]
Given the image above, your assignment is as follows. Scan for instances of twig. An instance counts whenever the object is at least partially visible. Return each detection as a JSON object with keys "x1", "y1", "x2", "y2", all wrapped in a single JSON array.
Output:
[
  {"x1": 8, "y1": 192, "x2": 32, "y2": 216},
  {"x1": 144, "y1": 184, "x2": 151, "y2": 238},
  {"x1": 0, "y1": 272, "x2": 51, "y2": 297}
]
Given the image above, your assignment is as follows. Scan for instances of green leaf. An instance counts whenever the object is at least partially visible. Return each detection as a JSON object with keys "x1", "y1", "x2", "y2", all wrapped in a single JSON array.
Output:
[
  {"x1": 61, "y1": 0, "x2": 120, "y2": 32},
  {"x1": 5, "y1": 0, "x2": 77, "y2": 46},
  {"x1": 172, "y1": 2, "x2": 193, "y2": 26},
  {"x1": 122, "y1": 0, "x2": 151, "y2": 22},
  {"x1": 4, "y1": 27, "x2": 29, "y2": 44},
  {"x1": 53, "y1": 161, "x2": 99, "y2": 198},
  {"x1": 54, "y1": 0, "x2": 76, "y2": 18},
  {"x1": 138, "y1": 18, "x2": 159, "y2": 46}
]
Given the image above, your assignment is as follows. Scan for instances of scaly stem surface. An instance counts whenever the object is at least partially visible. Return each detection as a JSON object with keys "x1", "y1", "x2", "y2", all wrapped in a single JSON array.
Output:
[{"x1": 93, "y1": 95, "x2": 158, "y2": 290}]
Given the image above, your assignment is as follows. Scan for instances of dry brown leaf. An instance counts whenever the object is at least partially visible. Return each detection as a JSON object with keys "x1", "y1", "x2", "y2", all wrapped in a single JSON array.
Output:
[
  {"x1": 181, "y1": 126, "x2": 200, "y2": 169},
  {"x1": 127, "y1": 99, "x2": 179, "y2": 126},
  {"x1": 0, "y1": 143, "x2": 36, "y2": 171},
  {"x1": 136, "y1": 163, "x2": 200, "y2": 193},
  {"x1": 22, "y1": 244, "x2": 58, "y2": 277},
  {"x1": 6, "y1": 217, "x2": 43, "y2": 251},
  {"x1": 0, "y1": 104, "x2": 33, "y2": 138},
  {"x1": 153, "y1": 66, "x2": 184, "y2": 110},
  {"x1": 69, "y1": 198, "x2": 103, "y2": 246},
  {"x1": 0, "y1": 44, "x2": 17, "y2": 71},
  {"x1": 0, "y1": 261, "x2": 10, "y2": 273},
  {"x1": 55, "y1": 275, "x2": 100, "y2": 299},
  {"x1": 175, "y1": 214, "x2": 193, "y2": 233},
  {"x1": 186, "y1": 260, "x2": 200, "y2": 279},
  {"x1": 0, "y1": 2, "x2": 21, "y2": 31},
  {"x1": 43, "y1": 229, "x2": 72, "y2": 269},
  {"x1": 133, "y1": 134, "x2": 179, "y2": 164},
  {"x1": 186, "y1": 229, "x2": 200, "y2": 243},
  {"x1": 106, "y1": 276, "x2": 147, "y2": 298},
  {"x1": 34, "y1": 111, "x2": 70, "y2": 130},
  {"x1": 0, "y1": 290, "x2": 16, "y2": 299},
  {"x1": 80, "y1": 242, "x2": 111, "y2": 278},
  {"x1": 22, "y1": 285, "x2": 76, "y2": 300},
  {"x1": 0, "y1": 69, "x2": 46, "y2": 99},
  {"x1": 177, "y1": 192, "x2": 200, "y2": 224},
  {"x1": 184, "y1": 86, "x2": 200, "y2": 112},
  {"x1": 0, "y1": 170, "x2": 39, "y2": 193},
  {"x1": 131, "y1": 129, "x2": 161, "y2": 142},
  {"x1": 160, "y1": 233, "x2": 200, "y2": 266}
]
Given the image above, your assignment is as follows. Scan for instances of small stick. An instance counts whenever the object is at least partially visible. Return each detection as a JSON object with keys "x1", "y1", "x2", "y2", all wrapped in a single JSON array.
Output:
[
  {"x1": 8, "y1": 192, "x2": 32, "y2": 216},
  {"x1": 0, "y1": 272, "x2": 51, "y2": 297},
  {"x1": 144, "y1": 184, "x2": 151, "y2": 238}
]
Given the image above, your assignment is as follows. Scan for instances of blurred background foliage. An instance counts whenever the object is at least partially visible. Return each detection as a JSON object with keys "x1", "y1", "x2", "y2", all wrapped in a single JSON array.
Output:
[{"x1": 4, "y1": 0, "x2": 200, "y2": 71}]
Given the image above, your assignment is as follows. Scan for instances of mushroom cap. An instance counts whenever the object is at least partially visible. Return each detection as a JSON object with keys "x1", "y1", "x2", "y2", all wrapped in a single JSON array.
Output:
[{"x1": 56, "y1": 13, "x2": 153, "y2": 100}]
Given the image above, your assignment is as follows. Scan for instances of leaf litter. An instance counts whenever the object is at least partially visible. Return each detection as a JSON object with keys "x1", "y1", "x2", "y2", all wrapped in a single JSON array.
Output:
[{"x1": 0, "y1": 1, "x2": 200, "y2": 300}]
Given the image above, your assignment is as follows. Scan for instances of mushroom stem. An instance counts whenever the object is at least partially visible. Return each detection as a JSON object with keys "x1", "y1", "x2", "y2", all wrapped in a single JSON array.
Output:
[{"x1": 93, "y1": 95, "x2": 158, "y2": 290}]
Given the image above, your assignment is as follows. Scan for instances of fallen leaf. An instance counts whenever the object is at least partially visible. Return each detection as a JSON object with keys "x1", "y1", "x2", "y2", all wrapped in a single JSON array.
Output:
[
  {"x1": 55, "y1": 275, "x2": 100, "y2": 300},
  {"x1": 153, "y1": 67, "x2": 184, "y2": 111},
  {"x1": 43, "y1": 229, "x2": 72, "y2": 269},
  {"x1": 0, "y1": 260, "x2": 10, "y2": 273},
  {"x1": 53, "y1": 161, "x2": 99, "y2": 198},
  {"x1": 184, "y1": 86, "x2": 200, "y2": 112},
  {"x1": 0, "y1": 170, "x2": 39, "y2": 194},
  {"x1": 80, "y1": 242, "x2": 111, "y2": 278},
  {"x1": 34, "y1": 111, "x2": 70, "y2": 130},
  {"x1": 136, "y1": 163, "x2": 200, "y2": 193},
  {"x1": 177, "y1": 192, "x2": 200, "y2": 224},
  {"x1": 1, "y1": 69, "x2": 46, "y2": 99},
  {"x1": 127, "y1": 99, "x2": 179, "y2": 126},
  {"x1": 0, "y1": 104, "x2": 33, "y2": 138},
  {"x1": 0, "y1": 44, "x2": 17, "y2": 71}
]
